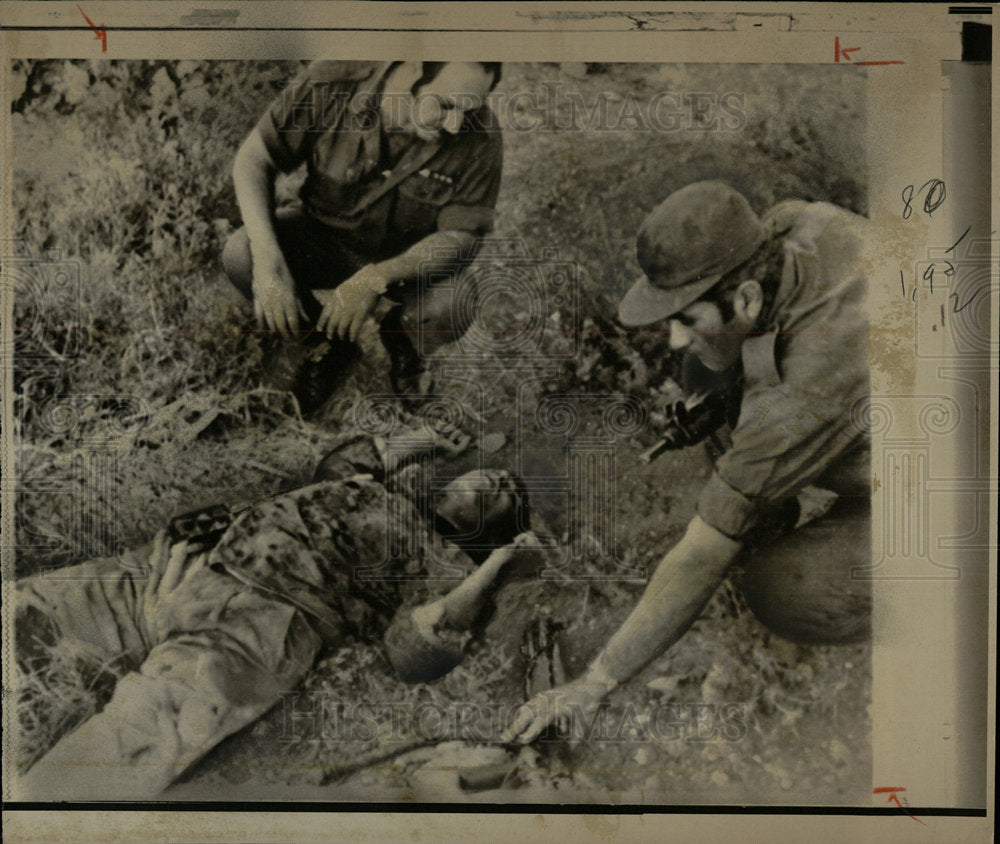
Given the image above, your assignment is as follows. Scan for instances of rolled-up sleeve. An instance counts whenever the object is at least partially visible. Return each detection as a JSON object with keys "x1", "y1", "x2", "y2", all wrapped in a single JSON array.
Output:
[
  {"x1": 436, "y1": 115, "x2": 503, "y2": 235},
  {"x1": 697, "y1": 471, "x2": 758, "y2": 539},
  {"x1": 697, "y1": 367, "x2": 867, "y2": 538},
  {"x1": 697, "y1": 207, "x2": 870, "y2": 540}
]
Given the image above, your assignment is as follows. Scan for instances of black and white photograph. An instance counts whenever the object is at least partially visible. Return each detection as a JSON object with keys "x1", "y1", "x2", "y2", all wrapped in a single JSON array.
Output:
[{"x1": 1, "y1": 2, "x2": 994, "y2": 841}]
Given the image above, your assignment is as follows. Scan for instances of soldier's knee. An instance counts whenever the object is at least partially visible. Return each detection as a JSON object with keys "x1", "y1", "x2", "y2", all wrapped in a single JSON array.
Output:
[
  {"x1": 220, "y1": 227, "x2": 253, "y2": 298},
  {"x1": 392, "y1": 275, "x2": 476, "y2": 353},
  {"x1": 739, "y1": 557, "x2": 871, "y2": 644}
]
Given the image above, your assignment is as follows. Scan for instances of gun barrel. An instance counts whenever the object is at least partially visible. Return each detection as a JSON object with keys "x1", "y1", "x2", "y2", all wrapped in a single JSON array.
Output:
[{"x1": 638, "y1": 438, "x2": 672, "y2": 464}]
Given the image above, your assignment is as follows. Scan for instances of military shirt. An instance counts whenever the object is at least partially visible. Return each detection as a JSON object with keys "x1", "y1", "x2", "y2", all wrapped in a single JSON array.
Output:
[
  {"x1": 257, "y1": 61, "x2": 504, "y2": 259},
  {"x1": 696, "y1": 201, "x2": 871, "y2": 540},
  {"x1": 206, "y1": 476, "x2": 476, "y2": 644}
]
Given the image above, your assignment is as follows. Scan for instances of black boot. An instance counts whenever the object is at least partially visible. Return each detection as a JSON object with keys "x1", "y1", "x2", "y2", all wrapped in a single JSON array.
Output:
[
  {"x1": 260, "y1": 332, "x2": 317, "y2": 395},
  {"x1": 380, "y1": 312, "x2": 428, "y2": 408},
  {"x1": 293, "y1": 336, "x2": 362, "y2": 414}
]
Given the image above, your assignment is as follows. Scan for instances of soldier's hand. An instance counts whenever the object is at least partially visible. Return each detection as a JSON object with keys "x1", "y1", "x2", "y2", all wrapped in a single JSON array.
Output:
[
  {"x1": 511, "y1": 530, "x2": 544, "y2": 550},
  {"x1": 316, "y1": 266, "x2": 389, "y2": 342},
  {"x1": 501, "y1": 531, "x2": 549, "y2": 580},
  {"x1": 502, "y1": 675, "x2": 611, "y2": 745},
  {"x1": 143, "y1": 531, "x2": 193, "y2": 631},
  {"x1": 251, "y1": 248, "x2": 306, "y2": 335}
]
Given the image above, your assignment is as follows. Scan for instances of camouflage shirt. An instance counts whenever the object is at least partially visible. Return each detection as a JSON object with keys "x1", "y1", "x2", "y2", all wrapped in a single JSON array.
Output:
[{"x1": 205, "y1": 476, "x2": 475, "y2": 645}]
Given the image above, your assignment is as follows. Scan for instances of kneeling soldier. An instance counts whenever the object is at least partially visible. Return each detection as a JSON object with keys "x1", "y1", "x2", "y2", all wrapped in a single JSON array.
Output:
[{"x1": 222, "y1": 61, "x2": 504, "y2": 410}]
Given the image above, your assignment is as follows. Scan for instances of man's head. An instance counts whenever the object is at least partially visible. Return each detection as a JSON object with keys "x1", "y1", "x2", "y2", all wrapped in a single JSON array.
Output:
[
  {"x1": 434, "y1": 468, "x2": 530, "y2": 548},
  {"x1": 664, "y1": 236, "x2": 786, "y2": 371},
  {"x1": 381, "y1": 62, "x2": 501, "y2": 141},
  {"x1": 618, "y1": 181, "x2": 779, "y2": 371}
]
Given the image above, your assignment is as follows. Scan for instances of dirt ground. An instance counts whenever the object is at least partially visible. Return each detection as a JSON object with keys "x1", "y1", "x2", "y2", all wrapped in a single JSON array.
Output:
[
  {"x1": 171, "y1": 404, "x2": 871, "y2": 805},
  {"x1": 12, "y1": 60, "x2": 871, "y2": 804}
]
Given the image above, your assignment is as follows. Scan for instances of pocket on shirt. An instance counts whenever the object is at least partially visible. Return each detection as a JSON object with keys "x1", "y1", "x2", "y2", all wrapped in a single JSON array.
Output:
[
  {"x1": 394, "y1": 171, "x2": 456, "y2": 235},
  {"x1": 303, "y1": 173, "x2": 368, "y2": 222}
]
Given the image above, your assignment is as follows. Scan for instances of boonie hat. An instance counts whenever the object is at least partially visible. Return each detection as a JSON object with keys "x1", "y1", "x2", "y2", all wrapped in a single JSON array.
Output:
[{"x1": 618, "y1": 181, "x2": 766, "y2": 327}]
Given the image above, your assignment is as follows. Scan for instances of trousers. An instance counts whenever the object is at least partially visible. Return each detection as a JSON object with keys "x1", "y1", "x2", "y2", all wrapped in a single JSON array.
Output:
[
  {"x1": 739, "y1": 493, "x2": 872, "y2": 644},
  {"x1": 220, "y1": 207, "x2": 476, "y2": 361},
  {"x1": 678, "y1": 352, "x2": 871, "y2": 644},
  {"x1": 14, "y1": 540, "x2": 323, "y2": 800}
]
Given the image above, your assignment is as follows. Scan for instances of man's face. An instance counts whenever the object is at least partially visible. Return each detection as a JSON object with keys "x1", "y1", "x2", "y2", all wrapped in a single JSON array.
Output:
[
  {"x1": 435, "y1": 469, "x2": 518, "y2": 538},
  {"x1": 389, "y1": 63, "x2": 493, "y2": 142},
  {"x1": 667, "y1": 299, "x2": 748, "y2": 372}
]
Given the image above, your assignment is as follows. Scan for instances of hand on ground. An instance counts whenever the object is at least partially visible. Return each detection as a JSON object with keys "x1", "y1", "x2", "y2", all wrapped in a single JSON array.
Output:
[{"x1": 502, "y1": 676, "x2": 611, "y2": 745}]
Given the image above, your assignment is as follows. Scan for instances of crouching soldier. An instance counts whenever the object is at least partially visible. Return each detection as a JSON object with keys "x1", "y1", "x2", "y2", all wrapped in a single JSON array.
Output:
[
  {"x1": 506, "y1": 181, "x2": 872, "y2": 743},
  {"x1": 222, "y1": 61, "x2": 504, "y2": 410}
]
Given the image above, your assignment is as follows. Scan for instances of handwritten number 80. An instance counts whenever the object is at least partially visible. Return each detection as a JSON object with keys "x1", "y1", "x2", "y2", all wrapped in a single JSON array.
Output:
[{"x1": 901, "y1": 179, "x2": 946, "y2": 220}]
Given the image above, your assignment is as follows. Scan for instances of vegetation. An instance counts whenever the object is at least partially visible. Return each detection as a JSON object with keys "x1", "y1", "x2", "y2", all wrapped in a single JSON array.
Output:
[{"x1": 10, "y1": 60, "x2": 869, "y2": 801}]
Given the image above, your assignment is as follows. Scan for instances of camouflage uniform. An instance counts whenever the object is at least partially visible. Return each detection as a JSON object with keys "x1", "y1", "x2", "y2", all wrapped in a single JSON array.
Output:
[{"x1": 15, "y1": 475, "x2": 473, "y2": 799}]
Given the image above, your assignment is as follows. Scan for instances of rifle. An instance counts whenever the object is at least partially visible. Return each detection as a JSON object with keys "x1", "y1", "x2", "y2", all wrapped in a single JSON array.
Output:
[{"x1": 638, "y1": 390, "x2": 728, "y2": 464}]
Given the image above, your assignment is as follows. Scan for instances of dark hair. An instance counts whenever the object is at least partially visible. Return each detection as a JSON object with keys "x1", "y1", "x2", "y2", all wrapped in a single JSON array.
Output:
[
  {"x1": 702, "y1": 236, "x2": 786, "y2": 324},
  {"x1": 409, "y1": 62, "x2": 503, "y2": 95},
  {"x1": 434, "y1": 472, "x2": 531, "y2": 554},
  {"x1": 488, "y1": 472, "x2": 531, "y2": 546}
]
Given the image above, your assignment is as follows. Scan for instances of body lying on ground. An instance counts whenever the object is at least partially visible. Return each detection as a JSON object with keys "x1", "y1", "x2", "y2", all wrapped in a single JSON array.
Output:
[{"x1": 14, "y1": 434, "x2": 536, "y2": 800}]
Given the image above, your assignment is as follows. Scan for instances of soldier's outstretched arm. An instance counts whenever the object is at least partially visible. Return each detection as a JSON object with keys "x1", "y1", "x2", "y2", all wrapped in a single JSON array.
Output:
[{"x1": 504, "y1": 516, "x2": 741, "y2": 744}]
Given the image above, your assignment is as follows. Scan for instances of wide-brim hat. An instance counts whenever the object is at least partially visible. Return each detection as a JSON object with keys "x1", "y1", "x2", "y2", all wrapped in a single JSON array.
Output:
[{"x1": 618, "y1": 181, "x2": 766, "y2": 327}]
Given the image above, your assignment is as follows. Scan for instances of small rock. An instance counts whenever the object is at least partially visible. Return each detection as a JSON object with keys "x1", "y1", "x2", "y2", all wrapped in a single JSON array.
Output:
[
  {"x1": 710, "y1": 771, "x2": 729, "y2": 787},
  {"x1": 646, "y1": 676, "x2": 681, "y2": 697}
]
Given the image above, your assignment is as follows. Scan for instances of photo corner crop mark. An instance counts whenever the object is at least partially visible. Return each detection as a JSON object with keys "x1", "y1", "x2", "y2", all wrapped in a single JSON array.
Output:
[
  {"x1": 77, "y1": 4, "x2": 108, "y2": 52},
  {"x1": 834, "y1": 36, "x2": 905, "y2": 66}
]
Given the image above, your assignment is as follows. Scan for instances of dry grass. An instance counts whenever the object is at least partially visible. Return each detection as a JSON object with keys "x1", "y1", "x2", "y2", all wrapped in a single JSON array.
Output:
[{"x1": 10, "y1": 60, "x2": 870, "y2": 798}]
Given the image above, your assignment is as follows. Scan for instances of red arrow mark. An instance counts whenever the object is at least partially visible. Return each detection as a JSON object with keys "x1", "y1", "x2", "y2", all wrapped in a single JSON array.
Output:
[
  {"x1": 835, "y1": 36, "x2": 861, "y2": 63},
  {"x1": 873, "y1": 788, "x2": 927, "y2": 825},
  {"x1": 834, "y1": 35, "x2": 905, "y2": 66},
  {"x1": 77, "y1": 5, "x2": 107, "y2": 52}
]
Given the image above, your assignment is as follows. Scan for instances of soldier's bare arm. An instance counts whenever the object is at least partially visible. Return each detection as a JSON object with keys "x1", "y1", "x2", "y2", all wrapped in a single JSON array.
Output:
[
  {"x1": 505, "y1": 516, "x2": 741, "y2": 744},
  {"x1": 231, "y1": 128, "x2": 306, "y2": 334}
]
